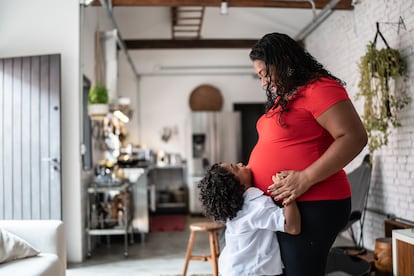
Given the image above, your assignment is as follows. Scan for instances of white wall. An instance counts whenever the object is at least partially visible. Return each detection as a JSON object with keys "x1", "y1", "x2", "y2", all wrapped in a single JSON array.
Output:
[
  {"x1": 0, "y1": 0, "x2": 83, "y2": 262},
  {"x1": 306, "y1": 0, "x2": 414, "y2": 250},
  {"x1": 118, "y1": 49, "x2": 265, "y2": 155}
]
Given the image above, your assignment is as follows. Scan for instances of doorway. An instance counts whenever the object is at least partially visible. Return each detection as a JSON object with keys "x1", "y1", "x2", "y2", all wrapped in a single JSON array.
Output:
[{"x1": 233, "y1": 103, "x2": 264, "y2": 165}]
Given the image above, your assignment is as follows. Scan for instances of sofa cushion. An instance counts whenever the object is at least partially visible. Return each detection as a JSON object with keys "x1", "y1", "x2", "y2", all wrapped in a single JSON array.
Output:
[
  {"x1": 0, "y1": 253, "x2": 60, "y2": 276},
  {"x1": 0, "y1": 228, "x2": 40, "y2": 263}
]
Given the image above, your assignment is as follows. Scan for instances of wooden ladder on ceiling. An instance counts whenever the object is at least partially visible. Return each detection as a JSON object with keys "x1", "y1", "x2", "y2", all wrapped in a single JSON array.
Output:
[{"x1": 171, "y1": 6, "x2": 205, "y2": 40}]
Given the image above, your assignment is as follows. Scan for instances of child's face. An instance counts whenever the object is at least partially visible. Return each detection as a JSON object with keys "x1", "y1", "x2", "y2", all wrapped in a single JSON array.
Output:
[{"x1": 220, "y1": 163, "x2": 252, "y2": 189}]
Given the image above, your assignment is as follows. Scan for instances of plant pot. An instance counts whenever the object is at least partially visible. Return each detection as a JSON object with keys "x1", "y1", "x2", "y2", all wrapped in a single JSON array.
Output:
[{"x1": 88, "y1": 104, "x2": 109, "y2": 120}]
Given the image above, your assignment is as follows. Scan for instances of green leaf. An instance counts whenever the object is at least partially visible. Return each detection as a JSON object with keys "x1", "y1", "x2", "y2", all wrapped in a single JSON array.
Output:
[{"x1": 88, "y1": 83, "x2": 109, "y2": 104}]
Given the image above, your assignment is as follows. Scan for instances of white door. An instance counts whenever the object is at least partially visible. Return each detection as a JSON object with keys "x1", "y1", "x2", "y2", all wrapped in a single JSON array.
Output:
[{"x1": 0, "y1": 54, "x2": 61, "y2": 219}]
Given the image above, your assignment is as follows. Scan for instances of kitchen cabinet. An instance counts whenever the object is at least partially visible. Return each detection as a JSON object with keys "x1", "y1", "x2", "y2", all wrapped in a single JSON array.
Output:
[
  {"x1": 148, "y1": 165, "x2": 188, "y2": 214},
  {"x1": 86, "y1": 181, "x2": 133, "y2": 257},
  {"x1": 392, "y1": 228, "x2": 414, "y2": 275}
]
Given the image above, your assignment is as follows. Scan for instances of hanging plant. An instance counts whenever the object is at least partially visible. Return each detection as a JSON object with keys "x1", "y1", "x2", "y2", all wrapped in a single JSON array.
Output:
[
  {"x1": 355, "y1": 43, "x2": 409, "y2": 154},
  {"x1": 88, "y1": 83, "x2": 109, "y2": 119},
  {"x1": 88, "y1": 83, "x2": 109, "y2": 104}
]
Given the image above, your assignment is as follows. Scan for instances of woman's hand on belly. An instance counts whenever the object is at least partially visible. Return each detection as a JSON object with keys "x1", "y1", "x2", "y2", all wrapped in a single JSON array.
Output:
[{"x1": 268, "y1": 170, "x2": 312, "y2": 205}]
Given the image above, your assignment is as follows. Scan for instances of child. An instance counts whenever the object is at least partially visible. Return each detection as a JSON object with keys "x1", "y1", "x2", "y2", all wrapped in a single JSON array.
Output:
[{"x1": 198, "y1": 162, "x2": 301, "y2": 276}]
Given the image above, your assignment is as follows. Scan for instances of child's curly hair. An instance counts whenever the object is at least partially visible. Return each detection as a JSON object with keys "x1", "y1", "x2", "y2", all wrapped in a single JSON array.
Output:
[{"x1": 198, "y1": 163, "x2": 245, "y2": 222}]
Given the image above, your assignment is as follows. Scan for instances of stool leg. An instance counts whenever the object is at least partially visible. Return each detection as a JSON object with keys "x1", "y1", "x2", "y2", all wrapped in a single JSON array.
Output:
[
  {"x1": 183, "y1": 230, "x2": 196, "y2": 276},
  {"x1": 214, "y1": 230, "x2": 221, "y2": 257},
  {"x1": 209, "y1": 231, "x2": 219, "y2": 276}
]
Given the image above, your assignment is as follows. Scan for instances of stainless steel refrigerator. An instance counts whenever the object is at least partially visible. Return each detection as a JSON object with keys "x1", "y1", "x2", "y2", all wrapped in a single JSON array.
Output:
[{"x1": 187, "y1": 111, "x2": 242, "y2": 214}]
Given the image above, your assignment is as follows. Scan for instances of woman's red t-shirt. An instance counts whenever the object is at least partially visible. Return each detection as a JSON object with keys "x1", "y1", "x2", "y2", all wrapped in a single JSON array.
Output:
[{"x1": 248, "y1": 78, "x2": 351, "y2": 202}]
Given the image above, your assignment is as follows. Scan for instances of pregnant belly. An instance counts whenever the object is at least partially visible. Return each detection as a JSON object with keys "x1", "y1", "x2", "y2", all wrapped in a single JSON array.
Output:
[
  {"x1": 248, "y1": 142, "x2": 351, "y2": 201},
  {"x1": 248, "y1": 142, "x2": 316, "y2": 195}
]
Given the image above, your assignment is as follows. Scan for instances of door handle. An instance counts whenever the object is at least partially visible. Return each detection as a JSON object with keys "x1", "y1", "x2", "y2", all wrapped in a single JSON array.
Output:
[
  {"x1": 42, "y1": 157, "x2": 61, "y2": 172},
  {"x1": 42, "y1": 157, "x2": 60, "y2": 164}
]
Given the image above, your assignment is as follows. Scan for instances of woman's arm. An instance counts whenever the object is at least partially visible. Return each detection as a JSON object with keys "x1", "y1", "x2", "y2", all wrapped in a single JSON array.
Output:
[{"x1": 268, "y1": 100, "x2": 368, "y2": 205}]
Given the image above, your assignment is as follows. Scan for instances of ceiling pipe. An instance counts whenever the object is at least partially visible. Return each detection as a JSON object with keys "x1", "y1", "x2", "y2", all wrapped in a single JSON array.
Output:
[
  {"x1": 273, "y1": 0, "x2": 316, "y2": 18},
  {"x1": 98, "y1": 0, "x2": 139, "y2": 79},
  {"x1": 307, "y1": 0, "x2": 316, "y2": 18},
  {"x1": 294, "y1": 0, "x2": 342, "y2": 41}
]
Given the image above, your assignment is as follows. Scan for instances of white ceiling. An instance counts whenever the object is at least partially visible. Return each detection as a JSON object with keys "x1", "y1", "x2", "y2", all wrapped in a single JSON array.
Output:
[
  {"x1": 201, "y1": 7, "x2": 316, "y2": 39},
  {"x1": 106, "y1": 6, "x2": 330, "y2": 41},
  {"x1": 89, "y1": 0, "x2": 355, "y2": 45}
]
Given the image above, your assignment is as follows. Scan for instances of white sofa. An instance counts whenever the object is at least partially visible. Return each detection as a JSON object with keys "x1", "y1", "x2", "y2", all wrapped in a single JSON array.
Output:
[{"x1": 0, "y1": 220, "x2": 66, "y2": 276}]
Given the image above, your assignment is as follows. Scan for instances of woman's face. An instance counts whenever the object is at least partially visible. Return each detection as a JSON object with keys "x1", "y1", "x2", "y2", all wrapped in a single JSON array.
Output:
[
  {"x1": 253, "y1": 60, "x2": 277, "y2": 94},
  {"x1": 220, "y1": 162, "x2": 252, "y2": 189}
]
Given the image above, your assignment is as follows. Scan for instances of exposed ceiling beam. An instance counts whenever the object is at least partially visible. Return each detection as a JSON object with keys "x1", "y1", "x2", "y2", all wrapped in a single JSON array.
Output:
[
  {"x1": 124, "y1": 39, "x2": 258, "y2": 49},
  {"x1": 96, "y1": 0, "x2": 354, "y2": 51},
  {"x1": 92, "y1": 0, "x2": 353, "y2": 10},
  {"x1": 171, "y1": 6, "x2": 205, "y2": 39}
]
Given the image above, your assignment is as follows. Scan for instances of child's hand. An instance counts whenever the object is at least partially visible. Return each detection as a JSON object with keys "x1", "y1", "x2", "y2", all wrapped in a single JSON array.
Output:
[{"x1": 268, "y1": 170, "x2": 310, "y2": 206}]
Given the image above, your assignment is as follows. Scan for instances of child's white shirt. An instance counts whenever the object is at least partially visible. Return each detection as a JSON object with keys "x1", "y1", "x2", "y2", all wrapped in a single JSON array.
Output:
[{"x1": 219, "y1": 187, "x2": 286, "y2": 276}]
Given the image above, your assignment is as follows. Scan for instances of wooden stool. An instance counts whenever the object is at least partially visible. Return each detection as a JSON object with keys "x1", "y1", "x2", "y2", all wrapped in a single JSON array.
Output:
[{"x1": 183, "y1": 221, "x2": 225, "y2": 276}]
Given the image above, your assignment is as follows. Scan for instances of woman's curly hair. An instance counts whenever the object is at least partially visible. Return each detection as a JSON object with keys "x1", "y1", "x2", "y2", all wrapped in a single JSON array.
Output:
[
  {"x1": 249, "y1": 32, "x2": 345, "y2": 116},
  {"x1": 198, "y1": 163, "x2": 245, "y2": 222}
]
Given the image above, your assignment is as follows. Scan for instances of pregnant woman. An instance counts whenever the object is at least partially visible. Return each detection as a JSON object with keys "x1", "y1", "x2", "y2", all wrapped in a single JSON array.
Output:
[{"x1": 247, "y1": 32, "x2": 368, "y2": 276}]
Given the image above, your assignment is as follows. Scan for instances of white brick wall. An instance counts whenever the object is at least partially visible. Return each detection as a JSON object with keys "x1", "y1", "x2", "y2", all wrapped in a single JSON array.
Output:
[{"x1": 306, "y1": 0, "x2": 414, "y2": 250}]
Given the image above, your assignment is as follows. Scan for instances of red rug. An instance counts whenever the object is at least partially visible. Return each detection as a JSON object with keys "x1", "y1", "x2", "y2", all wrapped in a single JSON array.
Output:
[{"x1": 150, "y1": 215, "x2": 186, "y2": 232}]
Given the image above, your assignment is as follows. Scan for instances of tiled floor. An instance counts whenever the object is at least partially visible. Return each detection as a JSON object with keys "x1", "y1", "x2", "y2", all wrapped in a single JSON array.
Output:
[
  {"x1": 67, "y1": 215, "x2": 216, "y2": 276},
  {"x1": 67, "y1": 215, "x2": 354, "y2": 276}
]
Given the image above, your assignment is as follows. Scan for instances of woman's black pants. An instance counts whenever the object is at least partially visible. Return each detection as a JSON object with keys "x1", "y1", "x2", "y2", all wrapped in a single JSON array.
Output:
[{"x1": 277, "y1": 198, "x2": 351, "y2": 276}]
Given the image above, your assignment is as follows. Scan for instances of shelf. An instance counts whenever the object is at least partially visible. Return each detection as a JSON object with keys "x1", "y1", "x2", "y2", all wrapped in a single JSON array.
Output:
[
  {"x1": 151, "y1": 164, "x2": 185, "y2": 170},
  {"x1": 157, "y1": 202, "x2": 187, "y2": 208},
  {"x1": 87, "y1": 183, "x2": 129, "y2": 193},
  {"x1": 149, "y1": 165, "x2": 188, "y2": 214},
  {"x1": 88, "y1": 228, "x2": 129, "y2": 236},
  {"x1": 86, "y1": 181, "x2": 132, "y2": 257}
]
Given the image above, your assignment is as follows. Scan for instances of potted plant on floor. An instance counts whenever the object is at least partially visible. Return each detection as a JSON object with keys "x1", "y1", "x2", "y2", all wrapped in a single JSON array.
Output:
[
  {"x1": 355, "y1": 43, "x2": 409, "y2": 154},
  {"x1": 88, "y1": 83, "x2": 109, "y2": 120}
]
